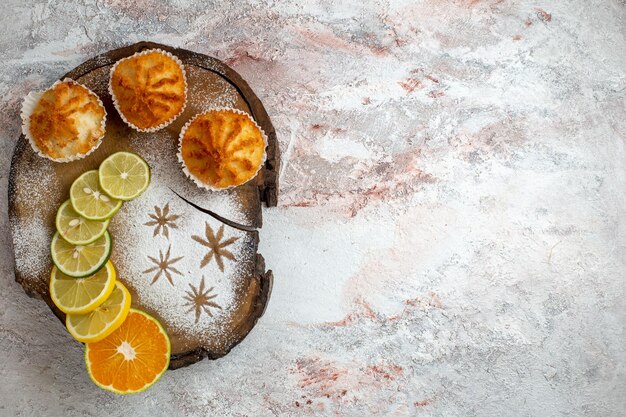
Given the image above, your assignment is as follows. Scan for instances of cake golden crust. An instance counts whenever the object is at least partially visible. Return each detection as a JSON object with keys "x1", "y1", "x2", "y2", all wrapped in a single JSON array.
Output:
[
  {"x1": 27, "y1": 81, "x2": 106, "y2": 160},
  {"x1": 110, "y1": 50, "x2": 186, "y2": 131},
  {"x1": 179, "y1": 109, "x2": 266, "y2": 189}
]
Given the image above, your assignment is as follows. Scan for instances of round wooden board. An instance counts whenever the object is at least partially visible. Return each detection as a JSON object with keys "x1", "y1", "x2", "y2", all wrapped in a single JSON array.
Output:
[{"x1": 8, "y1": 42, "x2": 279, "y2": 369}]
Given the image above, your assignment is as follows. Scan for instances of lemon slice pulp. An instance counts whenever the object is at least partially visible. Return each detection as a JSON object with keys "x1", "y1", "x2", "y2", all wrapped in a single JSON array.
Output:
[
  {"x1": 66, "y1": 281, "x2": 131, "y2": 343},
  {"x1": 50, "y1": 230, "x2": 111, "y2": 278},
  {"x1": 50, "y1": 261, "x2": 116, "y2": 315},
  {"x1": 56, "y1": 200, "x2": 109, "y2": 245},
  {"x1": 99, "y1": 152, "x2": 150, "y2": 200},
  {"x1": 70, "y1": 170, "x2": 122, "y2": 221}
]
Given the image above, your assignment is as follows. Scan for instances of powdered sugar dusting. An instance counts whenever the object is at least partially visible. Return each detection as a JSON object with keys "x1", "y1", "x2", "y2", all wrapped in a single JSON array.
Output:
[
  {"x1": 109, "y1": 180, "x2": 255, "y2": 345},
  {"x1": 12, "y1": 214, "x2": 52, "y2": 283},
  {"x1": 185, "y1": 65, "x2": 239, "y2": 111},
  {"x1": 9, "y1": 150, "x2": 60, "y2": 281}
]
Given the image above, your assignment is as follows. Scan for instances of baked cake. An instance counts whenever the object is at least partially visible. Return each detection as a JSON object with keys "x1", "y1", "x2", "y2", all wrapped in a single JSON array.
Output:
[
  {"x1": 109, "y1": 49, "x2": 187, "y2": 131},
  {"x1": 21, "y1": 79, "x2": 106, "y2": 162},
  {"x1": 178, "y1": 108, "x2": 267, "y2": 190}
]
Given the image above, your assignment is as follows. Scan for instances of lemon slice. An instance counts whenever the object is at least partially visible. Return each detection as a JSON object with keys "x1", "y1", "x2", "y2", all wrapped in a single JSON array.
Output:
[
  {"x1": 56, "y1": 200, "x2": 109, "y2": 245},
  {"x1": 50, "y1": 231, "x2": 111, "y2": 278},
  {"x1": 70, "y1": 170, "x2": 122, "y2": 220},
  {"x1": 99, "y1": 152, "x2": 151, "y2": 200},
  {"x1": 66, "y1": 281, "x2": 131, "y2": 343},
  {"x1": 50, "y1": 261, "x2": 116, "y2": 315}
]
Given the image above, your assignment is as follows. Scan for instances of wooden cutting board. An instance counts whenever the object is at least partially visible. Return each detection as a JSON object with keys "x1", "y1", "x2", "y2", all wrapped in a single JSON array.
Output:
[{"x1": 8, "y1": 41, "x2": 279, "y2": 369}]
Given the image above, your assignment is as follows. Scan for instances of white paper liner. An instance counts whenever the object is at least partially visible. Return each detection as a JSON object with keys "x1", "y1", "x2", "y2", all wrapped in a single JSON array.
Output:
[
  {"x1": 177, "y1": 108, "x2": 268, "y2": 191},
  {"x1": 20, "y1": 78, "x2": 107, "y2": 163},
  {"x1": 109, "y1": 48, "x2": 188, "y2": 132}
]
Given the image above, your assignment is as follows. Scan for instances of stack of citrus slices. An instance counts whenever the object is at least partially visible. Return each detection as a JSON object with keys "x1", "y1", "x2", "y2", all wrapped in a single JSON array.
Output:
[{"x1": 49, "y1": 151, "x2": 171, "y2": 394}]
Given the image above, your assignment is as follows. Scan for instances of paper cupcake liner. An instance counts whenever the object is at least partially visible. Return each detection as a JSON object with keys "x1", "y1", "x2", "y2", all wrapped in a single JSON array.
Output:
[
  {"x1": 177, "y1": 107, "x2": 268, "y2": 191},
  {"x1": 20, "y1": 78, "x2": 107, "y2": 163},
  {"x1": 109, "y1": 48, "x2": 188, "y2": 133}
]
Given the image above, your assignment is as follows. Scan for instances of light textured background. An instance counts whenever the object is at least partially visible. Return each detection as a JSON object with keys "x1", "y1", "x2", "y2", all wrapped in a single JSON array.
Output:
[{"x1": 1, "y1": 1, "x2": 625, "y2": 416}]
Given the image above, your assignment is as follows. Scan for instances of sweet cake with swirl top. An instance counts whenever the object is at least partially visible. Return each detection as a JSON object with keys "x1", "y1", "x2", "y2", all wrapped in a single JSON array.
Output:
[
  {"x1": 109, "y1": 49, "x2": 187, "y2": 132},
  {"x1": 178, "y1": 109, "x2": 267, "y2": 190}
]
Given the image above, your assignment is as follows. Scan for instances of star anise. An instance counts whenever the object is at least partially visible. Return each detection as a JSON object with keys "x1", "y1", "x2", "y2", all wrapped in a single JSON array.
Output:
[
  {"x1": 183, "y1": 276, "x2": 222, "y2": 323},
  {"x1": 144, "y1": 203, "x2": 180, "y2": 239},
  {"x1": 191, "y1": 223, "x2": 238, "y2": 272},
  {"x1": 143, "y1": 244, "x2": 184, "y2": 286}
]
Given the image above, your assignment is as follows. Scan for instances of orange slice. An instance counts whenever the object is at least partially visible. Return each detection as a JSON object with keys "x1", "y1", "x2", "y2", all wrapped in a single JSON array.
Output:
[{"x1": 85, "y1": 308, "x2": 170, "y2": 394}]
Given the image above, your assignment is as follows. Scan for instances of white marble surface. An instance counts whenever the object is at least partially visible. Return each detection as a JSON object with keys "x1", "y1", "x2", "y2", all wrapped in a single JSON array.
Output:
[{"x1": 1, "y1": 1, "x2": 625, "y2": 416}]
